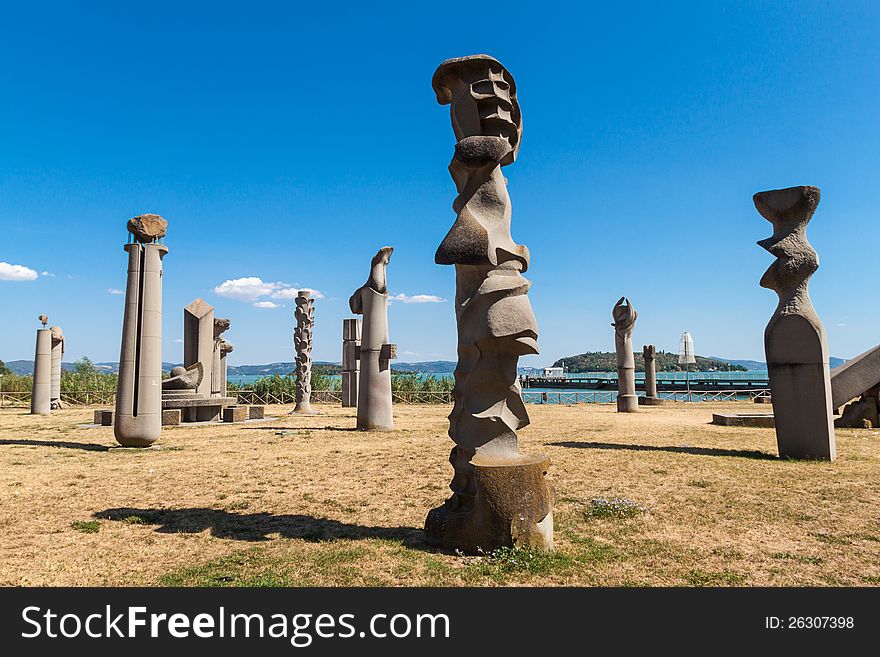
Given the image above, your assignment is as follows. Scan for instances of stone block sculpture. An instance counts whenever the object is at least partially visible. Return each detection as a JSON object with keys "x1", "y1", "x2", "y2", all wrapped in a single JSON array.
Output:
[
  {"x1": 424, "y1": 55, "x2": 553, "y2": 553},
  {"x1": 211, "y1": 317, "x2": 231, "y2": 397},
  {"x1": 49, "y1": 325, "x2": 64, "y2": 410},
  {"x1": 31, "y1": 315, "x2": 51, "y2": 415},
  {"x1": 612, "y1": 297, "x2": 638, "y2": 412},
  {"x1": 349, "y1": 248, "x2": 395, "y2": 429},
  {"x1": 219, "y1": 340, "x2": 233, "y2": 398},
  {"x1": 292, "y1": 291, "x2": 317, "y2": 414},
  {"x1": 184, "y1": 298, "x2": 215, "y2": 398},
  {"x1": 341, "y1": 318, "x2": 361, "y2": 407},
  {"x1": 114, "y1": 214, "x2": 168, "y2": 446},
  {"x1": 639, "y1": 344, "x2": 663, "y2": 406},
  {"x1": 755, "y1": 185, "x2": 835, "y2": 460}
]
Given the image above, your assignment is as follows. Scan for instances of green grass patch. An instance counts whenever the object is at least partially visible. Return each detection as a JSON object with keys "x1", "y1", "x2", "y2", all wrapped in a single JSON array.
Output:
[
  {"x1": 685, "y1": 569, "x2": 747, "y2": 586},
  {"x1": 770, "y1": 552, "x2": 822, "y2": 565},
  {"x1": 121, "y1": 515, "x2": 146, "y2": 525},
  {"x1": 71, "y1": 520, "x2": 100, "y2": 534},
  {"x1": 581, "y1": 497, "x2": 649, "y2": 519}
]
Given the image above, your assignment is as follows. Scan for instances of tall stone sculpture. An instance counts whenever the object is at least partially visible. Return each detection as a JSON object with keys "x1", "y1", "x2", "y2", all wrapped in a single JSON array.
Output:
[
  {"x1": 424, "y1": 55, "x2": 553, "y2": 553},
  {"x1": 341, "y1": 318, "x2": 361, "y2": 407},
  {"x1": 292, "y1": 291, "x2": 316, "y2": 414},
  {"x1": 612, "y1": 297, "x2": 638, "y2": 413},
  {"x1": 50, "y1": 325, "x2": 64, "y2": 410},
  {"x1": 184, "y1": 298, "x2": 215, "y2": 398},
  {"x1": 349, "y1": 247, "x2": 396, "y2": 430},
  {"x1": 115, "y1": 213, "x2": 168, "y2": 447},
  {"x1": 640, "y1": 344, "x2": 663, "y2": 406},
  {"x1": 755, "y1": 185, "x2": 835, "y2": 460},
  {"x1": 31, "y1": 315, "x2": 51, "y2": 415},
  {"x1": 211, "y1": 317, "x2": 230, "y2": 397}
]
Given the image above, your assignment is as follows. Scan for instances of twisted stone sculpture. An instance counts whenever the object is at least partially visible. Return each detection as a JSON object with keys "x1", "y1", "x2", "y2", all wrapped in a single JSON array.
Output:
[
  {"x1": 612, "y1": 297, "x2": 638, "y2": 412},
  {"x1": 293, "y1": 291, "x2": 316, "y2": 414},
  {"x1": 349, "y1": 248, "x2": 395, "y2": 429},
  {"x1": 424, "y1": 55, "x2": 553, "y2": 553},
  {"x1": 755, "y1": 185, "x2": 835, "y2": 460}
]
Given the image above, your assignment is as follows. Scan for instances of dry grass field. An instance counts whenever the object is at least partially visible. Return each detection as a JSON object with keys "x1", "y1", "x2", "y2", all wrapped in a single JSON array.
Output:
[{"x1": 0, "y1": 401, "x2": 877, "y2": 587}]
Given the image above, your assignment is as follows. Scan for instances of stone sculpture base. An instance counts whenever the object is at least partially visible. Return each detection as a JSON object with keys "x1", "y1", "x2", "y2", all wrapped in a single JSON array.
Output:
[
  {"x1": 712, "y1": 413, "x2": 775, "y2": 428},
  {"x1": 248, "y1": 406, "x2": 265, "y2": 420},
  {"x1": 291, "y1": 402, "x2": 318, "y2": 415},
  {"x1": 638, "y1": 396, "x2": 665, "y2": 406},
  {"x1": 425, "y1": 453, "x2": 554, "y2": 554},
  {"x1": 617, "y1": 395, "x2": 639, "y2": 412},
  {"x1": 162, "y1": 409, "x2": 181, "y2": 426},
  {"x1": 223, "y1": 406, "x2": 248, "y2": 423},
  {"x1": 162, "y1": 393, "x2": 238, "y2": 423}
]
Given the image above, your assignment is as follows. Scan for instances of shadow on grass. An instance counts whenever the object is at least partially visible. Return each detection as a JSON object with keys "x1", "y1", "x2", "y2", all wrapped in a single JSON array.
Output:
[
  {"x1": 547, "y1": 440, "x2": 776, "y2": 460},
  {"x1": 95, "y1": 507, "x2": 425, "y2": 547},
  {"x1": 0, "y1": 438, "x2": 109, "y2": 452},
  {"x1": 241, "y1": 426, "x2": 359, "y2": 432}
]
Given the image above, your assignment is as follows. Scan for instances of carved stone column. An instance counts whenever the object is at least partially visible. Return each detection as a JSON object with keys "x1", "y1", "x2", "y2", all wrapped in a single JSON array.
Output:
[
  {"x1": 424, "y1": 55, "x2": 553, "y2": 553},
  {"x1": 293, "y1": 291, "x2": 317, "y2": 414},
  {"x1": 342, "y1": 318, "x2": 361, "y2": 407}
]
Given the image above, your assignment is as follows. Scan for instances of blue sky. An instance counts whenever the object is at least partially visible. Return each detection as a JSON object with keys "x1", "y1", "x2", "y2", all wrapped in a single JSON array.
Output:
[{"x1": 1, "y1": 1, "x2": 878, "y2": 367}]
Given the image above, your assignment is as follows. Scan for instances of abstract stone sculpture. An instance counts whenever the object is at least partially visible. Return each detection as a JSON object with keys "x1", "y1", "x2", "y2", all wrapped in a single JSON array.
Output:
[
  {"x1": 184, "y1": 298, "x2": 215, "y2": 398},
  {"x1": 829, "y1": 344, "x2": 880, "y2": 427},
  {"x1": 50, "y1": 325, "x2": 65, "y2": 410},
  {"x1": 211, "y1": 317, "x2": 231, "y2": 397},
  {"x1": 292, "y1": 291, "x2": 317, "y2": 414},
  {"x1": 612, "y1": 297, "x2": 638, "y2": 413},
  {"x1": 639, "y1": 344, "x2": 663, "y2": 406},
  {"x1": 424, "y1": 55, "x2": 553, "y2": 553},
  {"x1": 115, "y1": 215, "x2": 168, "y2": 446},
  {"x1": 755, "y1": 185, "x2": 835, "y2": 460},
  {"x1": 31, "y1": 317, "x2": 51, "y2": 415},
  {"x1": 349, "y1": 247, "x2": 396, "y2": 430},
  {"x1": 161, "y1": 363, "x2": 203, "y2": 391},
  {"x1": 341, "y1": 318, "x2": 361, "y2": 407}
]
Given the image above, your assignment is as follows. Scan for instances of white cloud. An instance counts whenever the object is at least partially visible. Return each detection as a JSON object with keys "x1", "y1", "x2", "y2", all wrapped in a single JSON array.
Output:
[
  {"x1": 0, "y1": 262, "x2": 38, "y2": 281},
  {"x1": 107, "y1": 288, "x2": 124, "y2": 295},
  {"x1": 173, "y1": 338, "x2": 184, "y2": 343},
  {"x1": 390, "y1": 293, "x2": 447, "y2": 304},
  {"x1": 213, "y1": 277, "x2": 279, "y2": 302},
  {"x1": 253, "y1": 301, "x2": 281, "y2": 309},
  {"x1": 213, "y1": 276, "x2": 324, "y2": 303},
  {"x1": 41, "y1": 271, "x2": 55, "y2": 277},
  {"x1": 272, "y1": 286, "x2": 325, "y2": 300}
]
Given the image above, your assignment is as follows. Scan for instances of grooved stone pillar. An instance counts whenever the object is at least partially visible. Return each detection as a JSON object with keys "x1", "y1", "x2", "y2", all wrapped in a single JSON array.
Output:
[
  {"x1": 342, "y1": 318, "x2": 361, "y2": 407},
  {"x1": 211, "y1": 318, "x2": 230, "y2": 397},
  {"x1": 643, "y1": 345, "x2": 657, "y2": 398},
  {"x1": 219, "y1": 340, "x2": 233, "y2": 398},
  {"x1": 31, "y1": 325, "x2": 51, "y2": 415},
  {"x1": 293, "y1": 291, "x2": 317, "y2": 414},
  {"x1": 184, "y1": 298, "x2": 215, "y2": 398},
  {"x1": 115, "y1": 239, "x2": 169, "y2": 446},
  {"x1": 50, "y1": 325, "x2": 64, "y2": 409}
]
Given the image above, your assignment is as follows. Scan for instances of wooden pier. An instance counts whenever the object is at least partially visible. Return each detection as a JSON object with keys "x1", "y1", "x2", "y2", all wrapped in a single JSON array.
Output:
[{"x1": 520, "y1": 375, "x2": 769, "y2": 392}]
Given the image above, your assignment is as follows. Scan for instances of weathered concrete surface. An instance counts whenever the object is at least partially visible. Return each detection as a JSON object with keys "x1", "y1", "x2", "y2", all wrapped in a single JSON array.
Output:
[
  {"x1": 613, "y1": 298, "x2": 638, "y2": 413},
  {"x1": 50, "y1": 325, "x2": 64, "y2": 410},
  {"x1": 248, "y1": 405, "x2": 265, "y2": 420},
  {"x1": 756, "y1": 186, "x2": 835, "y2": 460},
  {"x1": 830, "y1": 344, "x2": 880, "y2": 410},
  {"x1": 349, "y1": 247, "x2": 395, "y2": 431},
  {"x1": 424, "y1": 54, "x2": 552, "y2": 553},
  {"x1": 184, "y1": 299, "x2": 215, "y2": 398},
  {"x1": 712, "y1": 413, "x2": 775, "y2": 428},
  {"x1": 341, "y1": 318, "x2": 361, "y2": 408},
  {"x1": 222, "y1": 405, "x2": 248, "y2": 423},
  {"x1": 161, "y1": 409, "x2": 181, "y2": 426},
  {"x1": 94, "y1": 409, "x2": 114, "y2": 426},
  {"x1": 31, "y1": 326, "x2": 52, "y2": 415},
  {"x1": 115, "y1": 238, "x2": 168, "y2": 447}
]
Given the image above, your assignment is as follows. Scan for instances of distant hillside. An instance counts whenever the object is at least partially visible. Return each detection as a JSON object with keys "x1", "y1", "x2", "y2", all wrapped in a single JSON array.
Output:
[
  {"x1": 551, "y1": 351, "x2": 747, "y2": 372},
  {"x1": 710, "y1": 356, "x2": 847, "y2": 370}
]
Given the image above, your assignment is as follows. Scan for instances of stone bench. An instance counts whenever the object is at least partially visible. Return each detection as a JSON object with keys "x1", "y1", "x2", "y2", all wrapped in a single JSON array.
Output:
[
  {"x1": 248, "y1": 405, "x2": 265, "y2": 420},
  {"x1": 712, "y1": 413, "x2": 774, "y2": 428},
  {"x1": 94, "y1": 409, "x2": 113, "y2": 426},
  {"x1": 162, "y1": 409, "x2": 181, "y2": 426},
  {"x1": 222, "y1": 405, "x2": 248, "y2": 423}
]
